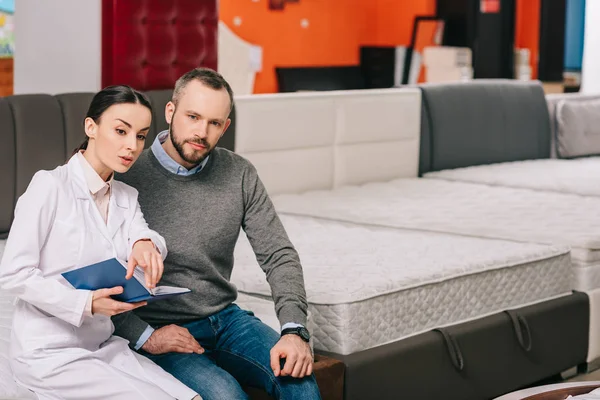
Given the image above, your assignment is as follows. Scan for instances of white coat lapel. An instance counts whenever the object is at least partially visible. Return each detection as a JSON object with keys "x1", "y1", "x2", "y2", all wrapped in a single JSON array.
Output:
[
  {"x1": 66, "y1": 155, "x2": 113, "y2": 244},
  {"x1": 107, "y1": 186, "x2": 128, "y2": 239}
]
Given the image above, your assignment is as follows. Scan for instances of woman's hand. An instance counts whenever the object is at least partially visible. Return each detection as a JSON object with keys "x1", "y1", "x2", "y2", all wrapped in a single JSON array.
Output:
[
  {"x1": 127, "y1": 239, "x2": 164, "y2": 289},
  {"x1": 92, "y1": 286, "x2": 147, "y2": 316}
]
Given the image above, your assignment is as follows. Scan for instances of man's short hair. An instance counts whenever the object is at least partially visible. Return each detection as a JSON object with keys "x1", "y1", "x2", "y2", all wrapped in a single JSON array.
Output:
[{"x1": 172, "y1": 67, "x2": 234, "y2": 112}]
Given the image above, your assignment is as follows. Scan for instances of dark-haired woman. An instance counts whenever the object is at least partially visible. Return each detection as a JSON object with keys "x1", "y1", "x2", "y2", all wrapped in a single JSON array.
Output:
[{"x1": 0, "y1": 86, "x2": 200, "y2": 399}]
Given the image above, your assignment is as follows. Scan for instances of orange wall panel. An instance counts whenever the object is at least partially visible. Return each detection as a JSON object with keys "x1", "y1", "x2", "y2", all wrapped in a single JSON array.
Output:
[
  {"x1": 515, "y1": 0, "x2": 541, "y2": 79},
  {"x1": 220, "y1": 0, "x2": 437, "y2": 93},
  {"x1": 220, "y1": 0, "x2": 367, "y2": 93},
  {"x1": 369, "y1": 0, "x2": 437, "y2": 47},
  {"x1": 220, "y1": 0, "x2": 539, "y2": 93},
  {"x1": 367, "y1": 0, "x2": 438, "y2": 83}
]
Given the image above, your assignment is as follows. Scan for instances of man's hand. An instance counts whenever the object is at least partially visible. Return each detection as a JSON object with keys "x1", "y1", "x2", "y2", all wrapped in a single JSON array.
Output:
[
  {"x1": 127, "y1": 239, "x2": 164, "y2": 289},
  {"x1": 270, "y1": 334, "x2": 313, "y2": 378},
  {"x1": 141, "y1": 324, "x2": 204, "y2": 355},
  {"x1": 92, "y1": 286, "x2": 147, "y2": 316}
]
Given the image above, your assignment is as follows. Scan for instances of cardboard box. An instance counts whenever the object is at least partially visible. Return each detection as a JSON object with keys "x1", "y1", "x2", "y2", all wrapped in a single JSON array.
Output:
[
  {"x1": 514, "y1": 48, "x2": 531, "y2": 67},
  {"x1": 542, "y1": 82, "x2": 564, "y2": 94},
  {"x1": 425, "y1": 66, "x2": 473, "y2": 83},
  {"x1": 423, "y1": 46, "x2": 472, "y2": 68},
  {"x1": 514, "y1": 64, "x2": 532, "y2": 81}
]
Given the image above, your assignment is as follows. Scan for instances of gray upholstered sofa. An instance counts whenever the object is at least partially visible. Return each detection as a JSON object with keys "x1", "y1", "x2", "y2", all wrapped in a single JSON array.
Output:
[{"x1": 0, "y1": 90, "x2": 235, "y2": 239}]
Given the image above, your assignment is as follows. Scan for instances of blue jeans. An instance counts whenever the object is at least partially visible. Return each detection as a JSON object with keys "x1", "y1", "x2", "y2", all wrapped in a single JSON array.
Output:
[{"x1": 138, "y1": 304, "x2": 322, "y2": 400}]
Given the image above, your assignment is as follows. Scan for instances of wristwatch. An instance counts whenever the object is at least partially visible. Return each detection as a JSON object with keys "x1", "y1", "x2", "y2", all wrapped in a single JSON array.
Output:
[{"x1": 281, "y1": 326, "x2": 311, "y2": 342}]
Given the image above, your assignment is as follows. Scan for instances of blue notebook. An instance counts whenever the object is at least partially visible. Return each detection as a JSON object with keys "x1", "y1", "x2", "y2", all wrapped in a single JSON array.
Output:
[{"x1": 62, "y1": 258, "x2": 191, "y2": 303}]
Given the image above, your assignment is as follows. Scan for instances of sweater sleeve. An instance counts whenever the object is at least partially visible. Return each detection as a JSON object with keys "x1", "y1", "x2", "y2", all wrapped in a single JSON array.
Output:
[
  {"x1": 111, "y1": 311, "x2": 152, "y2": 348},
  {"x1": 241, "y1": 164, "x2": 308, "y2": 327}
]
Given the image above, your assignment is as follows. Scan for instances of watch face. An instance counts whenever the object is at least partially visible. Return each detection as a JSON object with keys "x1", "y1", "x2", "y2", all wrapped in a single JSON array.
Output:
[
  {"x1": 282, "y1": 327, "x2": 311, "y2": 342},
  {"x1": 299, "y1": 327, "x2": 310, "y2": 341}
]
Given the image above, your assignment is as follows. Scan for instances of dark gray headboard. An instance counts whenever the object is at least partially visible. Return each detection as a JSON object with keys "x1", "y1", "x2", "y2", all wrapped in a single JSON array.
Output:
[
  {"x1": 1, "y1": 94, "x2": 79, "y2": 238},
  {"x1": 418, "y1": 80, "x2": 552, "y2": 175},
  {"x1": 0, "y1": 97, "x2": 15, "y2": 238}
]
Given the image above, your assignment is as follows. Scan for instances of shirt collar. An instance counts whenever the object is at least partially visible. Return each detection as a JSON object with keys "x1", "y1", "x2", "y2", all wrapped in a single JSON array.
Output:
[
  {"x1": 150, "y1": 130, "x2": 209, "y2": 176},
  {"x1": 76, "y1": 151, "x2": 113, "y2": 195}
]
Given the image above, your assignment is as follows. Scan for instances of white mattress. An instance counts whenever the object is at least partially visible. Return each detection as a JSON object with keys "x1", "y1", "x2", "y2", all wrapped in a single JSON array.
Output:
[
  {"x1": 231, "y1": 215, "x2": 572, "y2": 355},
  {"x1": 272, "y1": 179, "x2": 600, "y2": 291},
  {"x1": 424, "y1": 158, "x2": 600, "y2": 197},
  {"x1": 493, "y1": 381, "x2": 600, "y2": 400}
]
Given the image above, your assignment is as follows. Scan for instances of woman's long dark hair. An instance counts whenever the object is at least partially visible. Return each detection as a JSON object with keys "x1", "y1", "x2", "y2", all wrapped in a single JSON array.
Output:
[{"x1": 72, "y1": 85, "x2": 152, "y2": 155}]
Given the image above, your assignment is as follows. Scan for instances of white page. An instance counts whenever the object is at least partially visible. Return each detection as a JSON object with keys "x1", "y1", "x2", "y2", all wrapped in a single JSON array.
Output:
[
  {"x1": 131, "y1": 265, "x2": 189, "y2": 296},
  {"x1": 152, "y1": 286, "x2": 191, "y2": 295},
  {"x1": 120, "y1": 260, "x2": 190, "y2": 296}
]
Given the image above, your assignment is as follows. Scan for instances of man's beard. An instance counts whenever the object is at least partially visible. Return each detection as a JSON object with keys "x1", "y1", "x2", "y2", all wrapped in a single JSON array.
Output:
[{"x1": 169, "y1": 122, "x2": 211, "y2": 166}]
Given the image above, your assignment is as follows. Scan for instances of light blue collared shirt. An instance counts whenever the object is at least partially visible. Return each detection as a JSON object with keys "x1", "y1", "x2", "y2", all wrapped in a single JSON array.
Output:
[
  {"x1": 150, "y1": 130, "x2": 209, "y2": 176},
  {"x1": 134, "y1": 131, "x2": 303, "y2": 350}
]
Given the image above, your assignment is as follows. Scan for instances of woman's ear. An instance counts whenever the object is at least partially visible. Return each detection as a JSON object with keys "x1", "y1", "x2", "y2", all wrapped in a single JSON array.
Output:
[{"x1": 84, "y1": 117, "x2": 97, "y2": 139}]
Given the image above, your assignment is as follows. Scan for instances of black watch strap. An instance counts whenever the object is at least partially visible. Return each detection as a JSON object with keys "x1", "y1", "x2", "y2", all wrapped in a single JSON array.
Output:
[{"x1": 281, "y1": 326, "x2": 311, "y2": 342}]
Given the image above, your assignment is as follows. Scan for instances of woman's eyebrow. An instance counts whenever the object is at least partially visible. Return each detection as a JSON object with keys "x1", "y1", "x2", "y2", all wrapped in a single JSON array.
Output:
[{"x1": 115, "y1": 118, "x2": 132, "y2": 128}]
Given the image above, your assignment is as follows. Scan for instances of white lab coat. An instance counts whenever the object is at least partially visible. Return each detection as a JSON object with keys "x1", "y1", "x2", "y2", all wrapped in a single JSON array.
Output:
[{"x1": 0, "y1": 155, "x2": 198, "y2": 400}]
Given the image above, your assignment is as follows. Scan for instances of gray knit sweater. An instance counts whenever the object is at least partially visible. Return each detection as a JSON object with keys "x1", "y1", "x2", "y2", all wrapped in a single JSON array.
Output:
[{"x1": 112, "y1": 148, "x2": 308, "y2": 345}]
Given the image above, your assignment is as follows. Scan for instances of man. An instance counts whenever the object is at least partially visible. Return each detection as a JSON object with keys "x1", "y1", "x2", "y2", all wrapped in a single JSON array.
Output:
[{"x1": 113, "y1": 67, "x2": 321, "y2": 400}]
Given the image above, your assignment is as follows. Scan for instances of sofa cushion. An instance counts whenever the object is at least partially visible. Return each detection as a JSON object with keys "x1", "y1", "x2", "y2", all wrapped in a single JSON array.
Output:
[
  {"x1": 6, "y1": 95, "x2": 65, "y2": 198},
  {"x1": 556, "y1": 96, "x2": 600, "y2": 158},
  {"x1": 0, "y1": 99, "x2": 15, "y2": 237},
  {"x1": 56, "y1": 93, "x2": 95, "y2": 157}
]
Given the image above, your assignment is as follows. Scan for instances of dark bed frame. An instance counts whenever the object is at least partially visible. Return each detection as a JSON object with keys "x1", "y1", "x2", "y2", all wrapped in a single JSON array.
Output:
[{"x1": 322, "y1": 292, "x2": 588, "y2": 400}]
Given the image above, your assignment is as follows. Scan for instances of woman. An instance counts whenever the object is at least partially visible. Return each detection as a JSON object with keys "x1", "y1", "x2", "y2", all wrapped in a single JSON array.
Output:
[{"x1": 0, "y1": 86, "x2": 200, "y2": 400}]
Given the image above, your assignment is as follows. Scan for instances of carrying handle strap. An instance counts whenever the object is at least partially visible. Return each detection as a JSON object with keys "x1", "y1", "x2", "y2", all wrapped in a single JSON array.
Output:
[
  {"x1": 505, "y1": 310, "x2": 532, "y2": 352},
  {"x1": 434, "y1": 328, "x2": 464, "y2": 372}
]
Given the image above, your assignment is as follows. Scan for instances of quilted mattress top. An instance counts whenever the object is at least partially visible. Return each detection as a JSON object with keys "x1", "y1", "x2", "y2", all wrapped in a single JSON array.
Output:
[
  {"x1": 272, "y1": 178, "x2": 600, "y2": 264},
  {"x1": 232, "y1": 215, "x2": 571, "y2": 305},
  {"x1": 424, "y1": 158, "x2": 600, "y2": 197}
]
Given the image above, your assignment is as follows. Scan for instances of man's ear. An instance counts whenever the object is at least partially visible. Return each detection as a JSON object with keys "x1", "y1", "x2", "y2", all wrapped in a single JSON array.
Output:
[
  {"x1": 219, "y1": 118, "x2": 232, "y2": 140},
  {"x1": 84, "y1": 117, "x2": 97, "y2": 139},
  {"x1": 165, "y1": 101, "x2": 175, "y2": 125}
]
